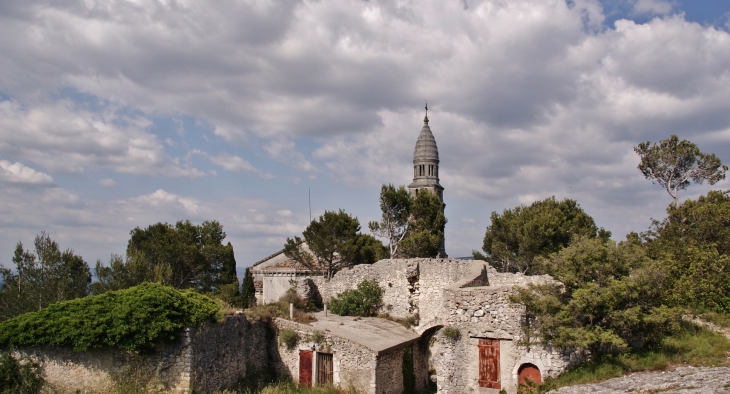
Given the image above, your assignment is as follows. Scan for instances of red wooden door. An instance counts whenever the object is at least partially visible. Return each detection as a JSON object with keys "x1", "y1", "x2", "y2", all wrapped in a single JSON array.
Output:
[
  {"x1": 299, "y1": 350, "x2": 313, "y2": 387},
  {"x1": 478, "y1": 339, "x2": 500, "y2": 389},
  {"x1": 518, "y1": 364, "x2": 541, "y2": 385}
]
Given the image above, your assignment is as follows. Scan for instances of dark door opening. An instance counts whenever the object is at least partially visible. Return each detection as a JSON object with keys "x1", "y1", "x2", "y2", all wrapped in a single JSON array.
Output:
[{"x1": 316, "y1": 352, "x2": 333, "y2": 385}]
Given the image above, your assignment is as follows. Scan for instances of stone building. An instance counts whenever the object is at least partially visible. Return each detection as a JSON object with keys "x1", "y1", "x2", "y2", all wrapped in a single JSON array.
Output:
[
  {"x1": 275, "y1": 314, "x2": 421, "y2": 393},
  {"x1": 250, "y1": 243, "x2": 316, "y2": 304},
  {"x1": 277, "y1": 258, "x2": 580, "y2": 394}
]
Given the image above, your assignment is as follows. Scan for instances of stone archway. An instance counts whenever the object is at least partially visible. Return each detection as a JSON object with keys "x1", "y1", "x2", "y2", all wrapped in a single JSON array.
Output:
[
  {"x1": 417, "y1": 325, "x2": 443, "y2": 393},
  {"x1": 517, "y1": 363, "x2": 541, "y2": 386}
]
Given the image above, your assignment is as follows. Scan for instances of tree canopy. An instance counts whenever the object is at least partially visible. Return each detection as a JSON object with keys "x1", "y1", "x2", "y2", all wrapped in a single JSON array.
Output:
[
  {"x1": 369, "y1": 184, "x2": 412, "y2": 258},
  {"x1": 635, "y1": 135, "x2": 727, "y2": 207},
  {"x1": 643, "y1": 190, "x2": 730, "y2": 313},
  {"x1": 0, "y1": 233, "x2": 90, "y2": 321},
  {"x1": 92, "y1": 220, "x2": 240, "y2": 303},
  {"x1": 512, "y1": 236, "x2": 680, "y2": 356},
  {"x1": 479, "y1": 196, "x2": 606, "y2": 274},
  {"x1": 284, "y1": 210, "x2": 384, "y2": 280},
  {"x1": 398, "y1": 189, "x2": 447, "y2": 258},
  {"x1": 369, "y1": 185, "x2": 447, "y2": 259}
]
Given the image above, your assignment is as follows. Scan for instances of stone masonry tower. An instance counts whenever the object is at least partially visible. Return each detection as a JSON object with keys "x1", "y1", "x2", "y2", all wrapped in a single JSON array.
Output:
[{"x1": 408, "y1": 108, "x2": 447, "y2": 257}]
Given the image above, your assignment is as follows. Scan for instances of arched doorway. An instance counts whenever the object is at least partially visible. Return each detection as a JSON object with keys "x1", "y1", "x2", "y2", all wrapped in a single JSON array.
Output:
[{"x1": 518, "y1": 363, "x2": 541, "y2": 386}]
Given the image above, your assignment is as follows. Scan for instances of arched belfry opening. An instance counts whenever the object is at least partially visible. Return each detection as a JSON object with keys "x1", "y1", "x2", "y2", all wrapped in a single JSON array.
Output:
[{"x1": 407, "y1": 105, "x2": 447, "y2": 257}]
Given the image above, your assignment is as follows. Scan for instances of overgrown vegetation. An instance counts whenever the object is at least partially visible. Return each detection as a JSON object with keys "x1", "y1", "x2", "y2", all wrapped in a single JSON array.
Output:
[
  {"x1": 328, "y1": 280, "x2": 383, "y2": 317},
  {"x1": 0, "y1": 283, "x2": 222, "y2": 353},
  {"x1": 0, "y1": 353, "x2": 43, "y2": 394},
  {"x1": 279, "y1": 328, "x2": 299, "y2": 349},
  {"x1": 402, "y1": 345, "x2": 416, "y2": 394},
  {"x1": 518, "y1": 323, "x2": 730, "y2": 393},
  {"x1": 442, "y1": 326, "x2": 461, "y2": 340}
]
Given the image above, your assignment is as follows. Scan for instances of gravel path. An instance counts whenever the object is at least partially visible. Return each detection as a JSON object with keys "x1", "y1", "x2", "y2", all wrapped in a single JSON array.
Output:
[{"x1": 552, "y1": 366, "x2": 730, "y2": 393}]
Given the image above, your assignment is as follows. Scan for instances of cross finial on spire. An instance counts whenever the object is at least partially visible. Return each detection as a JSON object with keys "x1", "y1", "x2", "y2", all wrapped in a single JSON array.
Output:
[{"x1": 424, "y1": 100, "x2": 429, "y2": 123}]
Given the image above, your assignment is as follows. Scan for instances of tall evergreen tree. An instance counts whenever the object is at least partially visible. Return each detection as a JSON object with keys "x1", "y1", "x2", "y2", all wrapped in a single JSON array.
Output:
[{"x1": 241, "y1": 267, "x2": 256, "y2": 308}]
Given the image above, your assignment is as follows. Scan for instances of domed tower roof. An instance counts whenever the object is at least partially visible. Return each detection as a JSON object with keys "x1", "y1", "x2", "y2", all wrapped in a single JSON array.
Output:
[{"x1": 413, "y1": 115, "x2": 439, "y2": 164}]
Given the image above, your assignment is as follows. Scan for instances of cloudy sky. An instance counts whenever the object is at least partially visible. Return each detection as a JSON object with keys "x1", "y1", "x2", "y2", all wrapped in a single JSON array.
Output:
[{"x1": 1, "y1": 0, "x2": 729, "y2": 273}]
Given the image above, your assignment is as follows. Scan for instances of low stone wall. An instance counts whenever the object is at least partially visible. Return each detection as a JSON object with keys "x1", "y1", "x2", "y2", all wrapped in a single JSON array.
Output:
[{"x1": 11, "y1": 314, "x2": 270, "y2": 394}]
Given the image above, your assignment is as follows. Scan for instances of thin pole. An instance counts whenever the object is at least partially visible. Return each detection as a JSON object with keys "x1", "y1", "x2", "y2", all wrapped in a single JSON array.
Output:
[{"x1": 309, "y1": 187, "x2": 312, "y2": 222}]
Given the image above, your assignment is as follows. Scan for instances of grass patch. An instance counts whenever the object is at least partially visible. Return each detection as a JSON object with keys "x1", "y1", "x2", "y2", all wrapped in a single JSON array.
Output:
[
  {"x1": 442, "y1": 326, "x2": 461, "y2": 341},
  {"x1": 698, "y1": 311, "x2": 730, "y2": 329},
  {"x1": 376, "y1": 313, "x2": 415, "y2": 328},
  {"x1": 527, "y1": 322, "x2": 730, "y2": 392}
]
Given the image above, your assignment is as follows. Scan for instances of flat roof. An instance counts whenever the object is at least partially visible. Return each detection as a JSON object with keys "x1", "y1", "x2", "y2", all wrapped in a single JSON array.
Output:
[{"x1": 308, "y1": 311, "x2": 420, "y2": 355}]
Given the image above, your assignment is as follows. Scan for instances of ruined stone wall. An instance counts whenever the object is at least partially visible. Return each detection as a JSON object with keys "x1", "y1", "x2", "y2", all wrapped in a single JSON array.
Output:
[
  {"x1": 310, "y1": 258, "x2": 475, "y2": 321},
  {"x1": 436, "y1": 280, "x2": 579, "y2": 394},
  {"x1": 189, "y1": 314, "x2": 270, "y2": 393},
  {"x1": 274, "y1": 319, "x2": 376, "y2": 393},
  {"x1": 12, "y1": 314, "x2": 270, "y2": 394},
  {"x1": 374, "y1": 345, "x2": 405, "y2": 394},
  {"x1": 304, "y1": 259, "x2": 579, "y2": 394}
]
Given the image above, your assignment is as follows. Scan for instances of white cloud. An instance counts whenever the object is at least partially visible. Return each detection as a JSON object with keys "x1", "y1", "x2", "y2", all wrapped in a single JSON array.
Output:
[
  {"x1": 189, "y1": 150, "x2": 273, "y2": 178},
  {"x1": 631, "y1": 0, "x2": 674, "y2": 16},
  {"x1": 264, "y1": 139, "x2": 317, "y2": 173},
  {"x1": 0, "y1": 160, "x2": 54, "y2": 185},
  {"x1": 0, "y1": 100, "x2": 204, "y2": 177},
  {"x1": 0, "y1": 0, "x2": 729, "y2": 260},
  {"x1": 99, "y1": 178, "x2": 117, "y2": 187},
  {"x1": 0, "y1": 186, "x2": 310, "y2": 266}
]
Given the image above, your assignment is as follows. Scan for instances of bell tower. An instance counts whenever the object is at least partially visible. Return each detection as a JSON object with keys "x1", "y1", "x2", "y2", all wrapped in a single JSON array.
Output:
[{"x1": 407, "y1": 105, "x2": 446, "y2": 257}]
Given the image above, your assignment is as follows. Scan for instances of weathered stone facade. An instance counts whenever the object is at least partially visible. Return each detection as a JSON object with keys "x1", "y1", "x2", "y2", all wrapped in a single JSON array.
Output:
[
  {"x1": 302, "y1": 258, "x2": 579, "y2": 394},
  {"x1": 12, "y1": 314, "x2": 269, "y2": 394}
]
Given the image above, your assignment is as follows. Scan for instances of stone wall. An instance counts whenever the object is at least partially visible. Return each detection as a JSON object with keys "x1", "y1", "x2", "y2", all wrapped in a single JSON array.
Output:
[
  {"x1": 12, "y1": 314, "x2": 270, "y2": 394},
  {"x1": 274, "y1": 319, "x2": 376, "y2": 393},
  {"x1": 310, "y1": 258, "x2": 474, "y2": 322}
]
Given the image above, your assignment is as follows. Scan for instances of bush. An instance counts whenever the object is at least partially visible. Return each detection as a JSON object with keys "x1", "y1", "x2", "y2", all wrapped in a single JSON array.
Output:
[
  {"x1": 0, "y1": 283, "x2": 222, "y2": 353},
  {"x1": 311, "y1": 330, "x2": 324, "y2": 344},
  {"x1": 329, "y1": 280, "x2": 383, "y2": 317},
  {"x1": 279, "y1": 328, "x2": 299, "y2": 349},
  {"x1": 442, "y1": 326, "x2": 461, "y2": 340},
  {"x1": 0, "y1": 353, "x2": 43, "y2": 394}
]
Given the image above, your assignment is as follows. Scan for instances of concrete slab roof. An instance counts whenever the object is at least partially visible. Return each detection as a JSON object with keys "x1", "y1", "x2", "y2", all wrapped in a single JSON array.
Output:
[{"x1": 308, "y1": 311, "x2": 420, "y2": 355}]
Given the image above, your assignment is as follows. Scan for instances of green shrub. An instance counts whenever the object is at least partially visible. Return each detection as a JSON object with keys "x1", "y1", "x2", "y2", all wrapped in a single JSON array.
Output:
[
  {"x1": 0, "y1": 283, "x2": 222, "y2": 353},
  {"x1": 328, "y1": 280, "x2": 383, "y2": 317},
  {"x1": 279, "y1": 328, "x2": 299, "y2": 349},
  {"x1": 442, "y1": 326, "x2": 461, "y2": 340},
  {"x1": 311, "y1": 330, "x2": 324, "y2": 344},
  {"x1": 0, "y1": 353, "x2": 43, "y2": 394}
]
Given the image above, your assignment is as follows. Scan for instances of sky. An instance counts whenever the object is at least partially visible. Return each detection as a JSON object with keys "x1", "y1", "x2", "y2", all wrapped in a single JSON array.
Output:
[{"x1": 1, "y1": 0, "x2": 730, "y2": 275}]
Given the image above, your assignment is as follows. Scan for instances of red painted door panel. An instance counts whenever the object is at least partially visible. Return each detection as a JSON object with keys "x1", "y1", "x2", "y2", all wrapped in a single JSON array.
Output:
[
  {"x1": 478, "y1": 339, "x2": 500, "y2": 389},
  {"x1": 299, "y1": 350, "x2": 313, "y2": 387},
  {"x1": 518, "y1": 364, "x2": 541, "y2": 385}
]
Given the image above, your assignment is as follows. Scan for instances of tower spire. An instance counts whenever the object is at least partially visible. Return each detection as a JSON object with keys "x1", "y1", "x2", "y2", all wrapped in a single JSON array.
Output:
[{"x1": 424, "y1": 100, "x2": 429, "y2": 123}]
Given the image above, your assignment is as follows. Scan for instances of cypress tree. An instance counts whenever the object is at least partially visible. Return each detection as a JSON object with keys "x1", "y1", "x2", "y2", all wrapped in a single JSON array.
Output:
[{"x1": 241, "y1": 267, "x2": 256, "y2": 308}]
